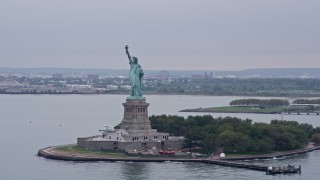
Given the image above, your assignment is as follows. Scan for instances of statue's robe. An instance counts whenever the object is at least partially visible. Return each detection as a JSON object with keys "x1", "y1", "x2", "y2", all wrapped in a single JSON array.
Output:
[{"x1": 129, "y1": 62, "x2": 143, "y2": 97}]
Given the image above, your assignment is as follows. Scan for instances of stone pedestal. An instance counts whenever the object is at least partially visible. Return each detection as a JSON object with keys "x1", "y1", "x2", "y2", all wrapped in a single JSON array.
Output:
[
  {"x1": 77, "y1": 97, "x2": 183, "y2": 152},
  {"x1": 120, "y1": 99, "x2": 151, "y2": 131}
]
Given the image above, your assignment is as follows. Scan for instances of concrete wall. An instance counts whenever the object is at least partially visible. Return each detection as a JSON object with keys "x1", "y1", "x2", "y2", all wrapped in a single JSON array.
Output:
[
  {"x1": 162, "y1": 140, "x2": 184, "y2": 150},
  {"x1": 78, "y1": 140, "x2": 126, "y2": 151},
  {"x1": 124, "y1": 141, "x2": 161, "y2": 151},
  {"x1": 77, "y1": 137, "x2": 94, "y2": 148},
  {"x1": 78, "y1": 136, "x2": 183, "y2": 152}
]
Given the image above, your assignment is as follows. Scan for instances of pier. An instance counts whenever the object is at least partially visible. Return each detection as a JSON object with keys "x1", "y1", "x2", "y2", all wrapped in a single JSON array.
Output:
[
  {"x1": 220, "y1": 144, "x2": 320, "y2": 161},
  {"x1": 283, "y1": 112, "x2": 320, "y2": 116}
]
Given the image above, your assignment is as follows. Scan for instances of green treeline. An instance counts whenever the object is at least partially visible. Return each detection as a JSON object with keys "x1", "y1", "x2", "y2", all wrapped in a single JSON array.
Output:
[
  {"x1": 150, "y1": 115, "x2": 320, "y2": 154},
  {"x1": 293, "y1": 99, "x2": 320, "y2": 104},
  {"x1": 229, "y1": 99, "x2": 289, "y2": 107},
  {"x1": 148, "y1": 78, "x2": 320, "y2": 97}
]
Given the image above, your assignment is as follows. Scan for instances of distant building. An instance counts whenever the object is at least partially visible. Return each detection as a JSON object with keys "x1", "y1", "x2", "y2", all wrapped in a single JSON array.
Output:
[
  {"x1": 23, "y1": 80, "x2": 30, "y2": 86},
  {"x1": 52, "y1": 73, "x2": 63, "y2": 79},
  {"x1": 120, "y1": 85, "x2": 131, "y2": 90},
  {"x1": 7, "y1": 75, "x2": 18, "y2": 81},
  {"x1": 107, "y1": 85, "x2": 118, "y2": 91},
  {"x1": 191, "y1": 72, "x2": 213, "y2": 79},
  {"x1": 87, "y1": 74, "x2": 99, "y2": 80},
  {"x1": 157, "y1": 70, "x2": 170, "y2": 80},
  {"x1": 191, "y1": 74, "x2": 204, "y2": 79}
]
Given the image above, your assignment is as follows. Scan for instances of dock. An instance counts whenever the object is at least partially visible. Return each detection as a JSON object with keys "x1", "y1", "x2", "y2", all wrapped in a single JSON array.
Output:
[{"x1": 266, "y1": 165, "x2": 301, "y2": 174}]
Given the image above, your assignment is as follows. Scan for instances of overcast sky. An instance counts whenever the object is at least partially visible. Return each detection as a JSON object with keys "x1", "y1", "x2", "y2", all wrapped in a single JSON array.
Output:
[{"x1": 0, "y1": 0, "x2": 320, "y2": 70}]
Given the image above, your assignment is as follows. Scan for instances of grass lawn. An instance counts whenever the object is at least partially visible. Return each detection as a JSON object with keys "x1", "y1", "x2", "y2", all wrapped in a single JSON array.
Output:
[
  {"x1": 55, "y1": 145, "x2": 127, "y2": 158},
  {"x1": 55, "y1": 145, "x2": 190, "y2": 159}
]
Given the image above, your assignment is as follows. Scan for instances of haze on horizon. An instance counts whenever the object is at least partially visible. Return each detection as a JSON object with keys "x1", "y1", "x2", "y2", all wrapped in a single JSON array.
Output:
[{"x1": 1, "y1": 0, "x2": 319, "y2": 71}]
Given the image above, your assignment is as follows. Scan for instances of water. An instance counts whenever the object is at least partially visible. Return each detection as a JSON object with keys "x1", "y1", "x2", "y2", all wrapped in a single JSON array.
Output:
[{"x1": 0, "y1": 95, "x2": 319, "y2": 180}]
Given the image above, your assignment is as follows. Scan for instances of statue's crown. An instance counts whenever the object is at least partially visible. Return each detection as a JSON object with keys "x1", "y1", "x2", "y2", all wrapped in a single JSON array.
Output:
[{"x1": 132, "y1": 57, "x2": 138, "y2": 61}]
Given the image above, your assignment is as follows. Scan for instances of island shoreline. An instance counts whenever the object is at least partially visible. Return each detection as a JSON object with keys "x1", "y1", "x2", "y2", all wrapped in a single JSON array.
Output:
[{"x1": 38, "y1": 144, "x2": 320, "y2": 162}]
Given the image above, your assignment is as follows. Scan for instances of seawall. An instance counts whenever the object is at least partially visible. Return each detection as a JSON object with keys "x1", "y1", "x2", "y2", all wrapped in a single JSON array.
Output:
[{"x1": 37, "y1": 145, "x2": 320, "y2": 172}]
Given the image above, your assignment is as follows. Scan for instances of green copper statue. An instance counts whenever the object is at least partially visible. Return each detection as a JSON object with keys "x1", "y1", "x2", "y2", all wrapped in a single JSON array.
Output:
[{"x1": 125, "y1": 45, "x2": 144, "y2": 99}]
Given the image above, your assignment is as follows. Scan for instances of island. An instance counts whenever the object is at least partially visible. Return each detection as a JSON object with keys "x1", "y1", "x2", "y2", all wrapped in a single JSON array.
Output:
[
  {"x1": 181, "y1": 98, "x2": 320, "y2": 115},
  {"x1": 39, "y1": 115, "x2": 320, "y2": 174},
  {"x1": 38, "y1": 48, "x2": 320, "y2": 175}
]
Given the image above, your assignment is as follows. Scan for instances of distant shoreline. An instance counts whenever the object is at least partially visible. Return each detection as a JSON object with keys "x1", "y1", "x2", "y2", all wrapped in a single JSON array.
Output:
[
  {"x1": 180, "y1": 108, "x2": 280, "y2": 114},
  {"x1": 1, "y1": 92, "x2": 320, "y2": 98},
  {"x1": 180, "y1": 106, "x2": 320, "y2": 115}
]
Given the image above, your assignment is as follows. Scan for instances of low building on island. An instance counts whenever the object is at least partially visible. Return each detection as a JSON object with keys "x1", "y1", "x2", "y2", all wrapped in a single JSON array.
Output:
[{"x1": 77, "y1": 98, "x2": 183, "y2": 153}]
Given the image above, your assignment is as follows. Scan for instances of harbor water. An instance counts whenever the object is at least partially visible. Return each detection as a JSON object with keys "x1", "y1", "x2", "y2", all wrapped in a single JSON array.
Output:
[{"x1": 0, "y1": 95, "x2": 320, "y2": 180}]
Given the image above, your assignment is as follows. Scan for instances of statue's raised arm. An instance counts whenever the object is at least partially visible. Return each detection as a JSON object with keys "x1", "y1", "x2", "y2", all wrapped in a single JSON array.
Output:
[{"x1": 125, "y1": 45, "x2": 132, "y2": 63}]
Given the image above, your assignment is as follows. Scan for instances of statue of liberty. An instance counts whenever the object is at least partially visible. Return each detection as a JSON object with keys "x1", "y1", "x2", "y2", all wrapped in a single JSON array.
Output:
[{"x1": 125, "y1": 45, "x2": 144, "y2": 99}]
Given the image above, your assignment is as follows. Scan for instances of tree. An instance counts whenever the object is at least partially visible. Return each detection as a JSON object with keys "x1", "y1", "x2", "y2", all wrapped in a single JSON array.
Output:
[
  {"x1": 311, "y1": 133, "x2": 320, "y2": 145},
  {"x1": 149, "y1": 115, "x2": 315, "y2": 154},
  {"x1": 218, "y1": 130, "x2": 250, "y2": 153},
  {"x1": 230, "y1": 99, "x2": 289, "y2": 107}
]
